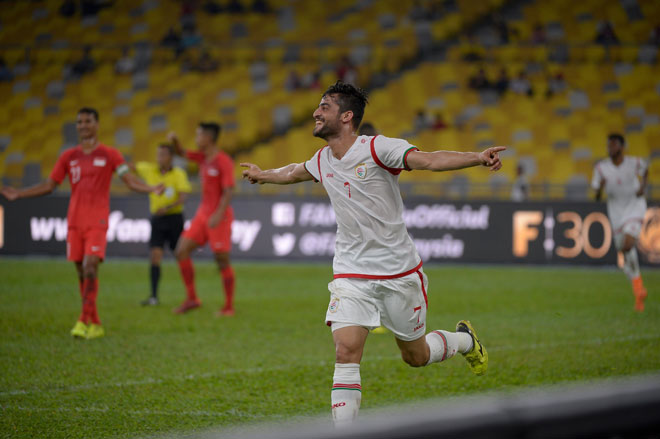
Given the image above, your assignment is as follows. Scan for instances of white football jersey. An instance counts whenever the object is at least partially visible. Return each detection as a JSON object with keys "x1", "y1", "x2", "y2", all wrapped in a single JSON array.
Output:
[
  {"x1": 304, "y1": 135, "x2": 421, "y2": 277},
  {"x1": 591, "y1": 156, "x2": 648, "y2": 232}
]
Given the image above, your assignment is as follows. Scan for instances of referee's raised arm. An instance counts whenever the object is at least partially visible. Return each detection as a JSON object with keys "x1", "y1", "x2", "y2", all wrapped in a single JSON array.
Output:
[{"x1": 167, "y1": 131, "x2": 185, "y2": 156}]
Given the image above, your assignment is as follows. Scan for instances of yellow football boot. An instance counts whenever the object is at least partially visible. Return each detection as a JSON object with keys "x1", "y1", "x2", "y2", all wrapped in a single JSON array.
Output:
[
  {"x1": 70, "y1": 321, "x2": 88, "y2": 338},
  {"x1": 85, "y1": 324, "x2": 105, "y2": 340},
  {"x1": 456, "y1": 320, "x2": 488, "y2": 375}
]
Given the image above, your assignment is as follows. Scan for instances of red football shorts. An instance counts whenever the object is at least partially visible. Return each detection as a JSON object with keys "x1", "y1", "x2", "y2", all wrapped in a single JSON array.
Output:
[
  {"x1": 183, "y1": 212, "x2": 233, "y2": 253},
  {"x1": 67, "y1": 227, "x2": 108, "y2": 262}
]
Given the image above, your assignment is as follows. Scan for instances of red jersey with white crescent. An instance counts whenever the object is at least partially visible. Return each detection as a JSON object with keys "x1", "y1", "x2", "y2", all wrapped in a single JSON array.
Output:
[{"x1": 49, "y1": 144, "x2": 125, "y2": 229}]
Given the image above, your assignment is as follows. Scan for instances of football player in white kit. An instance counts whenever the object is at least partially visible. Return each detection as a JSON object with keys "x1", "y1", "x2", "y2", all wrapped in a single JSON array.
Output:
[
  {"x1": 241, "y1": 81, "x2": 505, "y2": 426},
  {"x1": 592, "y1": 133, "x2": 649, "y2": 312}
]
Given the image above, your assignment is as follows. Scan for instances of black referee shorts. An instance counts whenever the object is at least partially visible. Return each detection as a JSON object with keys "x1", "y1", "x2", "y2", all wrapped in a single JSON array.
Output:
[{"x1": 150, "y1": 213, "x2": 184, "y2": 251}]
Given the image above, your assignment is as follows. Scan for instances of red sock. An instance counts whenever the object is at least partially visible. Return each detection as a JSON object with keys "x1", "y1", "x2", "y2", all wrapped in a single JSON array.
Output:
[
  {"x1": 82, "y1": 277, "x2": 100, "y2": 325},
  {"x1": 78, "y1": 278, "x2": 86, "y2": 322},
  {"x1": 178, "y1": 258, "x2": 198, "y2": 301},
  {"x1": 221, "y1": 266, "x2": 235, "y2": 310}
]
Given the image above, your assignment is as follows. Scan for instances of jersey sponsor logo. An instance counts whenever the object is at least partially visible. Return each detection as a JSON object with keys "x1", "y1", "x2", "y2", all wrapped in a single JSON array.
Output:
[
  {"x1": 91, "y1": 246, "x2": 101, "y2": 252},
  {"x1": 354, "y1": 163, "x2": 367, "y2": 179},
  {"x1": 326, "y1": 173, "x2": 334, "y2": 178},
  {"x1": 93, "y1": 158, "x2": 107, "y2": 167},
  {"x1": 328, "y1": 296, "x2": 340, "y2": 313},
  {"x1": 332, "y1": 402, "x2": 346, "y2": 409},
  {"x1": 208, "y1": 168, "x2": 219, "y2": 177},
  {"x1": 69, "y1": 160, "x2": 78, "y2": 166}
]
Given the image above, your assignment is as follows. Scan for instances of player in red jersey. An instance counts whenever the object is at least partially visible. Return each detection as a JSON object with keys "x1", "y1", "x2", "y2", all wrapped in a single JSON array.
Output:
[
  {"x1": 168, "y1": 122, "x2": 236, "y2": 316},
  {"x1": 0, "y1": 108, "x2": 162, "y2": 339}
]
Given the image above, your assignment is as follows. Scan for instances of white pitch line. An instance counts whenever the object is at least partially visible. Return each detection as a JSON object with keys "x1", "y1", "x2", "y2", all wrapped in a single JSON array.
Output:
[
  {"x1": 0, "y1": 404, "x2": 271, "y2": 419},
  {"x1": 1, "y1": 333, "x2": 658, "y2": 398}
]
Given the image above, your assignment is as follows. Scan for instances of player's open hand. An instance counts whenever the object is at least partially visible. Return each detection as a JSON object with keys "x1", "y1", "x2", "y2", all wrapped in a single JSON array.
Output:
[
  {"x1": 479, "y1": 146, "x2": 506, "y2": 171},
  {"x1": 1, "y1": 186, "x2": 19, "y2": 201},
  {"x1": 240, "y1": 163, "x2": 263, "y2": 184}
]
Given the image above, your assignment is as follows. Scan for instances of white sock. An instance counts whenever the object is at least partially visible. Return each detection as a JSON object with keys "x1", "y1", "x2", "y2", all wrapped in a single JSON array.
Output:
[
  {"x1": 425, "y1": 330, "x2": 473, "y2": 365},
  {"x1": 331, "y1": 363, "x2": 361, "y2": 427},
  {"x1": 622, "y1": 248, "x2": 640, "y2": 281}
]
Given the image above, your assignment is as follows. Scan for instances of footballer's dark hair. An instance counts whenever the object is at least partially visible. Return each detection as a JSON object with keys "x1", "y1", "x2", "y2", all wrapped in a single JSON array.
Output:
[
  {"x1": 323, "y1": 80, "x2": 369, "y2": 129},
  {"x1": 199, "y1": 122, "x2": 221, "y2": 142},
  {"x1": 158, "y1": 142, "x2": 175, "y2": 155},
  {"x1": 77, "y1": 107, "x2": 99, "y2": 121},
  {"x1": 608, "y1": 133, "x2": 625, "y2": 146}
]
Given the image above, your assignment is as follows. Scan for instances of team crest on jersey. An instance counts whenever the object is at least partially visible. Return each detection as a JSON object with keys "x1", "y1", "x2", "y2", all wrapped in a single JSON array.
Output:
[
  {"x1": 328, "y1": 297, "x2": 340, "y2": 313},
  {"x1": 93, "y1": 158, "x2": 106, "y2": 167},
  {"x1": 354, "y1": 163, "x2": 367, "y2": 179}
]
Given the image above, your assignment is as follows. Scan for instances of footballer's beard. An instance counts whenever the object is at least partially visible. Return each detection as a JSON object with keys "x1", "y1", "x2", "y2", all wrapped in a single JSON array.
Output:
[
  {"x1": 609, "y1": 149, "x2": 623, "y2": 161},
  {"x1": 313, "y1": 119, "x2": 339, "y2": 140}
]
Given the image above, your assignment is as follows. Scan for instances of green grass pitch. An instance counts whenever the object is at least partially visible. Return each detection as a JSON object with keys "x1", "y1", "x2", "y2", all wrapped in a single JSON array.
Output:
[{"x1": 1, "y1": 258, "x2": 659, "y2": 438}]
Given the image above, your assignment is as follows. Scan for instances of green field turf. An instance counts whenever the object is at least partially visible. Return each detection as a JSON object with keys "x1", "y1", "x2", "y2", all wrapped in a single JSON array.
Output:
[{"x1": 1, "y1": 258, "x2": 659, "y2": 438}]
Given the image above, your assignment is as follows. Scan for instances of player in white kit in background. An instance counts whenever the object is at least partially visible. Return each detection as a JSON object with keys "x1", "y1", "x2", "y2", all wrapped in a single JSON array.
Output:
[
  {"x1": 592, "y1": 133, "x2": 649, "y2": 312},
  {"x1": 241, "y1": 81, "x2": 506, "y2": 427}
]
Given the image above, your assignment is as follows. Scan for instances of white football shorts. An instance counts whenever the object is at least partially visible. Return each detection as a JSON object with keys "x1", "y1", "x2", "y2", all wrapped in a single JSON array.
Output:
[
  {"x1": 614, "y1": 218, "x2": 643, "y2": 250},
  {"x1": 325, "y1": 269, "x2": 429, "y2": 342}
]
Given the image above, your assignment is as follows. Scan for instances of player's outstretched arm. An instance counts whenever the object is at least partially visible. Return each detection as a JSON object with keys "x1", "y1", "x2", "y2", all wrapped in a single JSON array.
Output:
[
  {"x1": 120, "y1": 172, "x2": 164, "y2": 194},
  {"x1": 406, "y1": 146, "x2": 506, "y2": 172},
  {"x1": 1, "y1": 179, "x2": 58, "y2": 201},
  {"x1": 241, "y1": 162, "x2": 314, "y2": 185},
  {"x1": 167, "y1": 132, "x2": 185, "y2": 156}
]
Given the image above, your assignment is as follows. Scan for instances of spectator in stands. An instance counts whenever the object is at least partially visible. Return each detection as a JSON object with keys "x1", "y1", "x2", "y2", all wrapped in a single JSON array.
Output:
[
  {"x1": 194, "y1": 50, "x2": 219, "y2": 73},
  {"x1": 493, "y1": 14, "x2": 510, "y2": 44},
  {"x1": 545, "y1": 72, "x2": 567, "y2": 98},
  {"x1": 59, "y1": 0, "x2": 76, "y2": 17},
  {"x1": 494, "y1": 68, "x2": 509, "y2": 95},
  {"x1": 431, "y1": 113, "x2": 448, "y2": 131},
  {"x1": 0, "y1": 58, "x2": 14, "y2": 82},
  {"x1": 468, "y1": 68, "x2": 491, "y2": 91},
  {"x1": 181, "y1": 22, "x2": 202, "y2": 50},
  {"x1": 71, "y1": 46, "x2": 96, "y2": 78},
  {"x1": 285, "y1": 70, "x2": 301, "y2": 92},
  {"x1": 203, "y1": 0, "x2": 223, "y2": 14},
  {"x1": 115, "y1": 46, "x2": 136, "y2": 75},
  {"x1": 358, "y1": 122, "x2": 378, "y2": 136},
  {"x1": 81, "y1": 0, "x2": 113, "y2": 18},
  {"x1": 595, "y1": 20, "x2": 619, "y2": 45},
  {"x1": 409, "y1": 0, "x2": 426, "y2": 22},
  {"x1": 336, "y1": 56, "x2": 358, "y2": 86},
  {"x1": 161, "y1": 27, "x2": 183, "y2": 57},
  {"x1": 252, "y1": 0, "x2": 270, "y2": 14},
  {"x1": 531, "y1": 23, "x2": 547, "y2": 44},
  {"x1": 413, "y1": 110, "x2": 432, "y2": 132},
  {"x1": 302, "y1": 70, "x2": 321, "y2": 90},
  {"x1": 462, "y1": 35, "x2": 485, "y2": 62},
  {"x1": 510, "y1": 71, "x2": 533, "y2": 97},
  {"x1": 510, "y1": 163, "x2": 529, "y2": 202},
  {"x1": 649, "y1": 25, "x2": 660, "y2": 46},
  {"x1": 226, "y1": 0, "x2": 245, "y2": 13}
]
